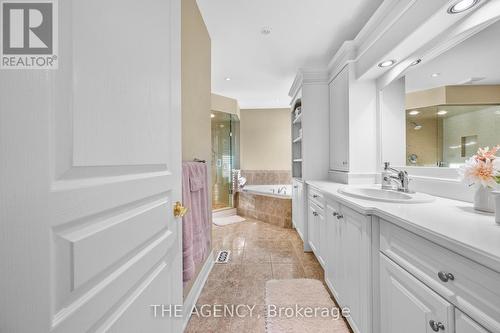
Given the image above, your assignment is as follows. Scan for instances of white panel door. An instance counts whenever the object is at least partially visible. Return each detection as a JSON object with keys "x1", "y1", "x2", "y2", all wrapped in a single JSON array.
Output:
[
  {"x1": 0, "y1": 0, "x2": 183, "y2": 332},
  {"x1": 380, "y1": 254, "x2": 454, "y2": 333}
]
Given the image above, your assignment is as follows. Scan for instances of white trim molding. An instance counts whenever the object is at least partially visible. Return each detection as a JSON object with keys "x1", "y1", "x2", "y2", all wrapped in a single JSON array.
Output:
[{"x1": 182, "y1": 251, "x2": 214, "y2": 331}]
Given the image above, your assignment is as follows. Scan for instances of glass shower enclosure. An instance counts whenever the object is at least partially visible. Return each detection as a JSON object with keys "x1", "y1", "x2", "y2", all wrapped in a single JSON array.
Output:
[{"x1": 211, "y1": 111, "x2": 240, "y2": 211}]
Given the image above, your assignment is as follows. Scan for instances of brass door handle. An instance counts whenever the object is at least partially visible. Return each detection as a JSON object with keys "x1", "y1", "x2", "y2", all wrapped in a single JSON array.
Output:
[{"x1": 174, "y1": 202, "x2": 188, "y2": 218}]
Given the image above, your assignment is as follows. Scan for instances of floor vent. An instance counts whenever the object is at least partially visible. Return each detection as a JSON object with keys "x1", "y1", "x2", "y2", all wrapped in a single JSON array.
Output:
[{"x1": 215, "y1": 250, "x2": 231, "y2": 264}]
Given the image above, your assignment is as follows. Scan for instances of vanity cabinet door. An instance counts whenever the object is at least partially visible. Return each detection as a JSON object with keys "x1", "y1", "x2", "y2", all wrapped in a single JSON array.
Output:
[
  {"x1": 329, "y1": 65, "x2": 350, "y2": 172},
  {"x1": 380, "y1": 254, "x2": 454, "y2": 333},
  {"x1": 317, "y1": 206, "x2": 326, "y2": 268},
  {"x1": 456, "y1": 310, "x2": 490, "y2": 333},
  {"x1": 339, "y1": 205, "x2": 371, "y2": 333},
  {"x1": 307, "y1": 200, "x2": 319, "y2": 254},
  {"x1": 292, "y1": 180, "x2": 304, "y2": 238},
  {"x1": 326, "y1": 203, "x2": 343, "y2": 303}
]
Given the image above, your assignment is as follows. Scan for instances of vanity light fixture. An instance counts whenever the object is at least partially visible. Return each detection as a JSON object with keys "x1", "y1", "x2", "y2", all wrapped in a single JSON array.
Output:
[
  {"x1": 378, "y1": 60, "x2": 397, "y2": 68},
  {"x1": 431, "y1": 73, "x2": 440, "y2": 78},
  {"x1": 410, "y1": 59, "x2": 422, "y2": 66},
  {"x1": 437, "y1": 110, "x2": 448, "y2": 116},
  {"x1": 408, "y1": 110, "x2": 420, "y2": 116},
  {"x1": 211, "y1": 114, "x2": 215, "y2": 118},
  {"x1": 448, "y1": 0, "x2": 480, "y2": 14}
]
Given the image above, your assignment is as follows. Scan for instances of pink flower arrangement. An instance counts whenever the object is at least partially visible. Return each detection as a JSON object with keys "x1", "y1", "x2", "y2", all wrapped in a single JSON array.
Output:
[{"x1": 459, "y1": 145, "x2": 500, "y2": 188}]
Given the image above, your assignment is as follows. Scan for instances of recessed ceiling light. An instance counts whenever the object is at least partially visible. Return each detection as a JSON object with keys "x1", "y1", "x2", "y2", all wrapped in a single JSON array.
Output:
[
  {"x1": 408, "y1": 110, "x2": 420, "y2": 116},
  {"x1": 261, "y1": 27, "x2": 272, "y2": 35},
  {"x1": 211, "y1": 114, "x2": 215, "y2": 118},
  {"x1": 448, "y1": 0, "x2": 480, "y2": 14},
  {"x1": 410, "y1": 59, "x2": 422, "y2": 66},
  {"x1": 225, "y1": 77, "x2": 231, "y2": 81},
  {"x1": 437, "y1": 110, "x2": 448, "y2": 116},
  {"x1": 378, "y1": 60, "x2": 397, "y2": 68},
  {"x1": 431, "y1": 73, "x2": 440, "y2": 78}
]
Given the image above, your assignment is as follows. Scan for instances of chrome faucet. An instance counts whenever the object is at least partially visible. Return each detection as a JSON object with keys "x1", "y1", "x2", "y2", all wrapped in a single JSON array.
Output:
[
  {"x1": 277, "y1": 186, "x2": 287, "y2": 194},
  {"x1": 382, "y1": 162, "x2": 411, "y2": 193}
]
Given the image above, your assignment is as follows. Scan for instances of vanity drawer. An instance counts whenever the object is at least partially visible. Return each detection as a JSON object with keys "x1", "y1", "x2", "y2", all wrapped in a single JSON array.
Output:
[
  {"x1": 380, "y1": 221, "x2": 500, "y2": 333},
  {"x1": 308, "y1": 186, "x2": 325, "y2": 208}
]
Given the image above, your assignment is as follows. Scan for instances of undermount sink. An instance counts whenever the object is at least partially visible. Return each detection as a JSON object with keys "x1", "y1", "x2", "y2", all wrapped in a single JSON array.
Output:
[{"x1": 338, "y1": 186, "x2": 435, "y2": 203}]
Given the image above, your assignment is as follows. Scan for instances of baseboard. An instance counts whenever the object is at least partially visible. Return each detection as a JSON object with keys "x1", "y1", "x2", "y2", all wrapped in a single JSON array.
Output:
[{"x1": 182, "y1": 251, "x2": 214, "y2": 331}]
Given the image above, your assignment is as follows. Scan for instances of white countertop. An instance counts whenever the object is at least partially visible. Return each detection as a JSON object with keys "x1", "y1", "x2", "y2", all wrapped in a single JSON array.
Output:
[{"x1": 307, "y1": 180, "x2": 500, "y2": 273}]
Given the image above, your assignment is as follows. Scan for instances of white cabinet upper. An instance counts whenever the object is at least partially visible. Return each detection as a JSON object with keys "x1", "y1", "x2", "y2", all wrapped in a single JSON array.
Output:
[
  {"x1": 380, "y1": 254, "x2": 454, "y2": 333},
  {"x1": 329, "y1": 65, "x2": 350, "y2": 172},
  {"x1": 327, "y1": 64, "x2": 378, "y2": 179}
]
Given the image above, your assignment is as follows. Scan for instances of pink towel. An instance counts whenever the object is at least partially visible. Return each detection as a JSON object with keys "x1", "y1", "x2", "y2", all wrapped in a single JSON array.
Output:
[{"x1": 182, "y1": 162, "x2": 211, "y2": 283}]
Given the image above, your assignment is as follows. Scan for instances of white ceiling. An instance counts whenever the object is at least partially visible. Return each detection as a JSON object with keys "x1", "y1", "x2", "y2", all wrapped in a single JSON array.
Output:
[
  {"x1": 196, "y1": 0, "x2": 383, "y2": 109},
  {"x1": 406, "y1": 19, "x2": 500, "y2": 92}
]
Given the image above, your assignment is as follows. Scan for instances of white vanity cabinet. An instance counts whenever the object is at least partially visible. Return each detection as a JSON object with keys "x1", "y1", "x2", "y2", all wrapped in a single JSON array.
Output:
[
  {"x1": 379, "y1": 220, "x2": 498, "y2": 333},
  {"x1": 307, "y1": 187, "x2": 326, "y2": 266},
  {"x1": 456, "y1": 310, "x2": 490, "y2": 333},
  {"x1": 380, "y1": 254, "x2": 454, "y2": 333},
  {"x1": 320, "y1": 192, "x2": 373, "y2": 333},
  {"x1": 292, "y1": 179, "x2": 305, "y2": 240}
]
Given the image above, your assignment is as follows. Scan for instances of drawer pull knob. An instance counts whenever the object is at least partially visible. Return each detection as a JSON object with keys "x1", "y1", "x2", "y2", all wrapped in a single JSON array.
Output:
[
  {"x1": 294, "y1": 186, "x2": 298, "y2": 189},
  {"x1": 336, "y1": 214, "x2": 344, "y2": 220},
  {"x1": 333, "y1": 212, "x2": 338, "y2": 217},
  {"x1": 438, "y1": 271, "x2": 455, "y2": 282},
  {"x1": 313, "y1": 212, "x2": 318, "y2": 216},
  {"x1": 429, "y1": 320, "x2": 445, "y2": 332},
  {"x1": 313, "y1": 194, "x2": 319, "y2": 198}
]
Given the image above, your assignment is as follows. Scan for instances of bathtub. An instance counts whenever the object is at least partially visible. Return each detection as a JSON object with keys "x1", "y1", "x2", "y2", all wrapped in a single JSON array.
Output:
[
  {"x1": 242, "y1": 184, "x2": 292, "y2": 199},
  {"x1": 236, "y1": 184, "x2": 292, "y2": 228}
]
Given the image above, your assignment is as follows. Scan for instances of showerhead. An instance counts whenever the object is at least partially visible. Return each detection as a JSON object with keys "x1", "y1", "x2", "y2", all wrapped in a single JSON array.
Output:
[{"x1": 411, "y1": 122, "x2": 422, "y2": 130}]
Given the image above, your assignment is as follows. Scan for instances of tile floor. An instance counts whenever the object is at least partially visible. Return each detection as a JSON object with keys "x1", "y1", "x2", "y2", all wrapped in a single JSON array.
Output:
[{"x1": 185, "y1": 219, "x2": 352, "y2": 333}]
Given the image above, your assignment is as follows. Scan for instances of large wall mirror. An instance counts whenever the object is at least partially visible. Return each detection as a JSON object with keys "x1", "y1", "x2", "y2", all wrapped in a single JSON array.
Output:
[{"x1": 381, "y1": 18, "x2": 500, "y2": 170}]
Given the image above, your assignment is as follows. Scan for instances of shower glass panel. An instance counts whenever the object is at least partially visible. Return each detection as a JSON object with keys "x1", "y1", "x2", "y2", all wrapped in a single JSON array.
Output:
[{"x1": 211, "y1": 111, "x2": 239, "y2": 210}]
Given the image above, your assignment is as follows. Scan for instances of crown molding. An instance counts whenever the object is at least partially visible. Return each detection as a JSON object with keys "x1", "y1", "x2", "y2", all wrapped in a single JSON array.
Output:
[
  {"x1": 288, "y1": 69, "x2": 329, "y2": 99},
  {"x1": 327, "y1": 41, "x2": 357, "y2": 81}
]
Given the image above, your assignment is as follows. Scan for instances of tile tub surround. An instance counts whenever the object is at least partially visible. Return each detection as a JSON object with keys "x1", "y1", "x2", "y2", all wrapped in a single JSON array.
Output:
[
  {"x1": 185, "y1": 219, "x2": 350, "y2": 333},
  {"x1": 240, "y1": 170, "x2": 292, "y2": 185},
  {"x1": 235, "y1": 192, "x2": 292, "y2": 228}
]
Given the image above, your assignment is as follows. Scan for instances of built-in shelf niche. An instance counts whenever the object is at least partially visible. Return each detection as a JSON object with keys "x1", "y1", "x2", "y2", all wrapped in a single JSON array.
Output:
[{"x1": 291, "y1": 98, "x2": 303, "y2": 179}]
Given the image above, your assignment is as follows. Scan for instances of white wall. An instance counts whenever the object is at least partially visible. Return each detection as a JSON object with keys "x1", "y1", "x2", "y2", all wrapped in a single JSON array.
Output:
[
  {"x1": 182, "y1": 0, "x2": 211, "y2": 163},
  {"x1": 379, "y1": 77, "x2": 407, "y2": 168},
  {"x1": 240, "y1": 108, "x2": 291, "y2": 170}
]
